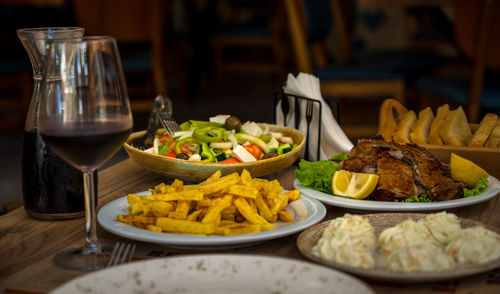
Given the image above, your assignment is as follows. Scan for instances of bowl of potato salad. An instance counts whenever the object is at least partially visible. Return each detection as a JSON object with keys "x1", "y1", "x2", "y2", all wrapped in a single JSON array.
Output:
[
  {"x1": 124, "y1": 115, "x2": 305, "y2": 182},
  {"x1": 297, "y1": 212, "x2": 500, "y2": 282}
]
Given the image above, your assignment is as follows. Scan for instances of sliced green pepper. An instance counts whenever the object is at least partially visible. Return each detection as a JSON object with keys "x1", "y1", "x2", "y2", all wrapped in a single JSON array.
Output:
[
  {"x1": 193, "y1": 127, "x2": 225, "y2": 143},
  {"x1": 200, "y1": 142, "x2": 216, "y2": 162},
  {"x1": 234, "y1": 133, "x2": 270, "y2": 153},
  {"x1": 174, "y1": 137, "x2": 201, "y2": 154},
  {"x1": 259, "y1": 133, "x2": 272, "y2": 143},
  {"x1": 179, "y1": 121, "x2": 192, "y2": 131}
]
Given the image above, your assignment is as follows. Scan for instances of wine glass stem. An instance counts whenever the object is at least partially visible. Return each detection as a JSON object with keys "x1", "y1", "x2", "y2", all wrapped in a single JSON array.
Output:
[{"x1": 83, "y1": 171, "x2": 102, "y2": 254}]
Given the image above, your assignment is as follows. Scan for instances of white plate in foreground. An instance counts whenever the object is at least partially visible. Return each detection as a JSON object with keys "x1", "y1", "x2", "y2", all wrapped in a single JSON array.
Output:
[
  {"x1": 294, "y1": 176, "x2": 500, "y2": 212},
  {"x1": 98, "y1": 192, "x2": 326, "y2": 249},
  {"x1": 50, "y1": 254, "x2": 374, "y2": 294}
]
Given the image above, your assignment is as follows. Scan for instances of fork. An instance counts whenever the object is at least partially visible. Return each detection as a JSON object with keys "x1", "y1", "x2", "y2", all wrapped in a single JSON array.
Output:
[
  {"x1": 130, "y1": 94, "x2": 180, "y2": 150},
  {"x1": 304, "y1": 100, "x2": 313, "y2": 161},
  {"x1": 106, "y1": 242, "x2": 136, "y2": 268},
  {"x1": 157, "y1": 95, "x2": 181, "y2": 136}
]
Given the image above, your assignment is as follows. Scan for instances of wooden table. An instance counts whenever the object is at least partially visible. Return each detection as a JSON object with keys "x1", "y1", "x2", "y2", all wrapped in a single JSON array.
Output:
[{"x1": 1, "y1": 159, "x2": 500, "y2": 294}]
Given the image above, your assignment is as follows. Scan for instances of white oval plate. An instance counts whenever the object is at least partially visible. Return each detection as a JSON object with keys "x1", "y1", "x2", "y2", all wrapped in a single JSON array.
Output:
[
  {"x1": 297, "y1": 214, "x2": 500, "y2": 282},
  {"x1": 294, "y1": 176, "x2": 500, "y2": 212},
  {"x1": 50, "y1": 254, "x2": 374, "y2": 294},
  {"x1": 98, "y1": 192, "x2": 326, "y2": 249}
]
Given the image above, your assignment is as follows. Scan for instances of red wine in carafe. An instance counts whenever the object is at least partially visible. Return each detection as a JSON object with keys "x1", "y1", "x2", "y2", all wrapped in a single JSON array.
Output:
[{"x1": 22, "y1": 130, "x2": 86, "y2": 220}]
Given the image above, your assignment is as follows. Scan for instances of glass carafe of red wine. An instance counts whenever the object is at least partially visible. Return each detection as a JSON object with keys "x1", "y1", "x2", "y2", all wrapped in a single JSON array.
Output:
[{"x1": 17, "y1": 27, "x2": 89, "y2": 220}]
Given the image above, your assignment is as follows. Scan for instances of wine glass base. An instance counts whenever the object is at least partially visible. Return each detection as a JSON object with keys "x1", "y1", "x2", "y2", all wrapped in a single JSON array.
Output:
[{"x1": 53, "y1": 245, "x2": 113, "y2": 271}]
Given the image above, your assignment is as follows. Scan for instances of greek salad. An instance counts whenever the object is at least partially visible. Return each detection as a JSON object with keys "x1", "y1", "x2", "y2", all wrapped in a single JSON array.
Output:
[{"x1": 144, "y1": 115, "x2": 299, "y2": 163}]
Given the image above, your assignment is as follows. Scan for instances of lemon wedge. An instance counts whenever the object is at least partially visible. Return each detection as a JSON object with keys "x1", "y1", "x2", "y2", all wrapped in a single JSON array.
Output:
[
  {"x1": 450, "y1": 153, "x2": 488, "y2": 187},
  {"x1": 332, "y1": 170, "x2": 379, "y2": 199}
]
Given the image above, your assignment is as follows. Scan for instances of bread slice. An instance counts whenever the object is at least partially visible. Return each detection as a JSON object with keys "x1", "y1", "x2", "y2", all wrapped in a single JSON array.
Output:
[
  {"x1": 428, "y1": 104, "x2": 450, "y2": 145},
  {"x1": 469, "y1": 113, "x2": 498, "y2": 147},
  {"x1": 378, "y1": 99, "x2": 408, "y2": 142},
  {"x1": 393, "y1": 110, "x2": 417, "y2": 144},
  {"x1": 439, "y1": 106, "x2": 472, "y2": 146},
  {"x1": 485, "y1": 122, "x2": 500, "y2": 148},
  {"x1": 410, "y1": 107, "x2": 435, "y2": 144}
]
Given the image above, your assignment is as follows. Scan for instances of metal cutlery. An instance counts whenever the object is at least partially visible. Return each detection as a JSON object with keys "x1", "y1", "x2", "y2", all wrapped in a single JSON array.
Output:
[
  {"x1": 304, "y1": 100, "x2": 313, "y2": 161},
  {"x1": 130, "y1": 94, "x2": 180, "y2": 150},
  {"x1": 106, "y1": 242, "x2": 136, "y2": 268}
]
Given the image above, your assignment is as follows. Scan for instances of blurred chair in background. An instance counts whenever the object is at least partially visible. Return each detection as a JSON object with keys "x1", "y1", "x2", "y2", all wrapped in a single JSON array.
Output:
[
  {"x1": 403, "y1": 4, "x2": 455, "y2": 49},
  {"x1": 284, "y1": 0, "x2": 445, "y2": 137},
  {"x1": 72, "y1": 0, "x2": 184, "y2": 112},
  {"x1": 416, "y1": 0, "x2": 500, "y2": 122},
  {"x1": 209, "y1": 0, "x2": 288, "y2": 84}
]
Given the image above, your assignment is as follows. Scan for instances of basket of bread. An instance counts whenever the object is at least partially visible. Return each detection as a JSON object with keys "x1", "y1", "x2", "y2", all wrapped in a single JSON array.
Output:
[{"x1": 378, "y1": 99, "x2": 500, "y2": 179}]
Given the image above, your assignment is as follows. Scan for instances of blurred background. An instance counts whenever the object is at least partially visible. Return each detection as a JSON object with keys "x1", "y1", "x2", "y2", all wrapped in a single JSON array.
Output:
[{"x1": 1, "y1": 0, "x2": 499, "y2": 213}]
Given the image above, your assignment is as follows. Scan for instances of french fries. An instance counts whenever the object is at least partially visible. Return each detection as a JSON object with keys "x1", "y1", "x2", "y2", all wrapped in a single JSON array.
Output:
[{"x1": 117, "y1": 169, "x2": 301, "y2": 236}]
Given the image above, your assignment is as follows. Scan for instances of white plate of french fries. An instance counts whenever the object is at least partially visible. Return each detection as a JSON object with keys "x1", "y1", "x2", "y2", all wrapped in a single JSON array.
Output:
[
  {"x1": 294, "y1": 176, "x2": 500, "y2": 212},
  {"x1": 50, "y1": 254, "x2": 374, "y2": 294},
  {"x1": 98, "y1": 170, "x2": 326, "y2": 248}
]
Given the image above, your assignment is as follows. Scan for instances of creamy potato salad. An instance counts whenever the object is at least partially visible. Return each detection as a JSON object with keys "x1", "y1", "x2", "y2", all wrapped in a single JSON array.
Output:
[
  {"x1": 379, "y1": 218, "x2": 456, "y2": 272},
  {"x1": 446, "y1": 227, "x2": 500, "y2": 264},
  {"x1": 312, "y1": 214, "x2": 376, "y2": 269},
  {"x1": 313, "y1": 212, "x2": 500, "y2": 273}
]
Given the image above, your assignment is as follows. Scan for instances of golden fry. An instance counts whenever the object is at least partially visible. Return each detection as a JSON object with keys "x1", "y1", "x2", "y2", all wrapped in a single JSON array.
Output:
[
  {"x1": 117, "y1": 215, "x2": 157, "y2": 224},
  {"x1": 151, "y1": 201, "x2": 173, "y2": 217},
  {"x1": 204, "y1": 170, "x2": 222, "y2": 183},
  {"x1": 197, "y1": 172, "x2": 240, "y2": 195},
  {"x1": 282, "y1": 190, "x2": 300, "y2": 202},
  {"x1": 255, "y1": 193, "x2": 273, "y2": 221},
  {"x1": 278, "y1": 210, "x2": 292, "y2": 222},
  {"x1": 130, "y1": 201, "x2": 148, "y2": 215},
  {"x1": 154, "y1": 189, "x2": 204, "y2": 201},
  {"x1": 215, "y1": 223, "x2": 262, "y2": 236},
  {"x1": 201, "y1": 195, "x2": 233, "y2": 225},
  {"x1": 147, "y1": 224, "x2": 163, "y2": 232},
  {"x1": 234, "y1": 197, "x2": 274, "y2": 230},
  {"x1": 196, "y1": 198, "x2": 211, "y2": 208},
  {"x1": 240, "y1": 169, "x2": 253, "y2": 186},
  {"x1": 171, "y1": 179, "x2": 184, "y2": 191},
  {"x1": 127, "y1": 194, "x2": 141, "y2": 204},
  {"x1": 156, "y1": 217, "x2": 215, "y2": 234},
  {"x1": 224, "y1": 184, "x2": 259, "y2": 199},
  {"x1": 268, "y1": 214, "x2": 278, "y2": 223},
  {"x1": 169, "y1": 200, "x2": 191, "y2": 219},
  {"x1": 186, "y1": 209, "x2": 204, "y2": 222},
  {"x1": 248, "y1": 198, "x2": 258, "y2": 213}
]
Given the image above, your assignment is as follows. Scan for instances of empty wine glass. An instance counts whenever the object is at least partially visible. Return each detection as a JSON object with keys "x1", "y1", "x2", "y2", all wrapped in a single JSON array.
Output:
[{"x1": 38, "y1": 36, "x2": 133, "y2": 270}]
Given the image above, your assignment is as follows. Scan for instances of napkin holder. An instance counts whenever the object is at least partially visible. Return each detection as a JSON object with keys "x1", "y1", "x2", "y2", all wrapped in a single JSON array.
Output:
[{"x1": 274, "y1": 92, "x2": 339, "y2": 161}]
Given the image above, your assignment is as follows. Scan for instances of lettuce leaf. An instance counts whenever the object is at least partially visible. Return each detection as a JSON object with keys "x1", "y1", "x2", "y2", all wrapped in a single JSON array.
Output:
[
  {"x1": 464, "y1": 177, "x2": 488, "y2": 197},
  {"x1": 395, "y1": 194, "x2": 432, "y2": 203},
  {"x1": 330, "y1": 152, "x2": 348, "y2": 161},
  {"x1": 294, "y1": 159, "x2": 339, "y2": 194}
]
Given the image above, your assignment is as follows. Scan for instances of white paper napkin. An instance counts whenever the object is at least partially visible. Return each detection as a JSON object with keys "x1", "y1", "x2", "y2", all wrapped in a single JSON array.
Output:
[{"x1": 276, "y1": 73, "x2": 353, "y2": 161}]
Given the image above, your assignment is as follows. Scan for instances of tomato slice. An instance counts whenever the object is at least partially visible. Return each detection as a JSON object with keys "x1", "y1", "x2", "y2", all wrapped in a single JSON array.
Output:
[
  {"x1": 168, "y1": 141, "x2": 176, "y2": 152},
  {"x1": 164, "y1": 151, "x2": 176, "y2": 158},
  {"x1": 180, "y1": 145, "x2": 194, "y2": 155},
  {"x1": 243, "y1": 144, "x2": 263, "y2": 160},
  {"x1": 158, "y1": 134, "x2": 173, "y2": 144},
  {"x1": 220, "y1": 157, "x2": 240, "y2": 164}
]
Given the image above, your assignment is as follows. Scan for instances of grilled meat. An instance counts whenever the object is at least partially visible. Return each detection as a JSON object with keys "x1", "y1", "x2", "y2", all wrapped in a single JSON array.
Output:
[
  {"x1": 341, "y1": 140, "x2": 378, "y2": 174},
  {"x1": 376, "y1": 152, "x2": 417, "y2": 198},
  {"x1": 342, "y1": 139, "x2": 463, "y2": 201}
]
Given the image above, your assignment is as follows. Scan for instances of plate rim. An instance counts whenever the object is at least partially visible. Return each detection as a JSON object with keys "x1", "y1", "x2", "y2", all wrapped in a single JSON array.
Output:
[
  {"x1": 50, "y1": 254, "x2": 375, "y2": 294},
  {"x1": 97, "y1": 192, "x2": 327, "y2": 247},
  {"x1": 296, "y1": 213, "x2": 500, "y2": 282},
  {"x1": 294, "y1": 175, "x2": 500, "y2": 212}
]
